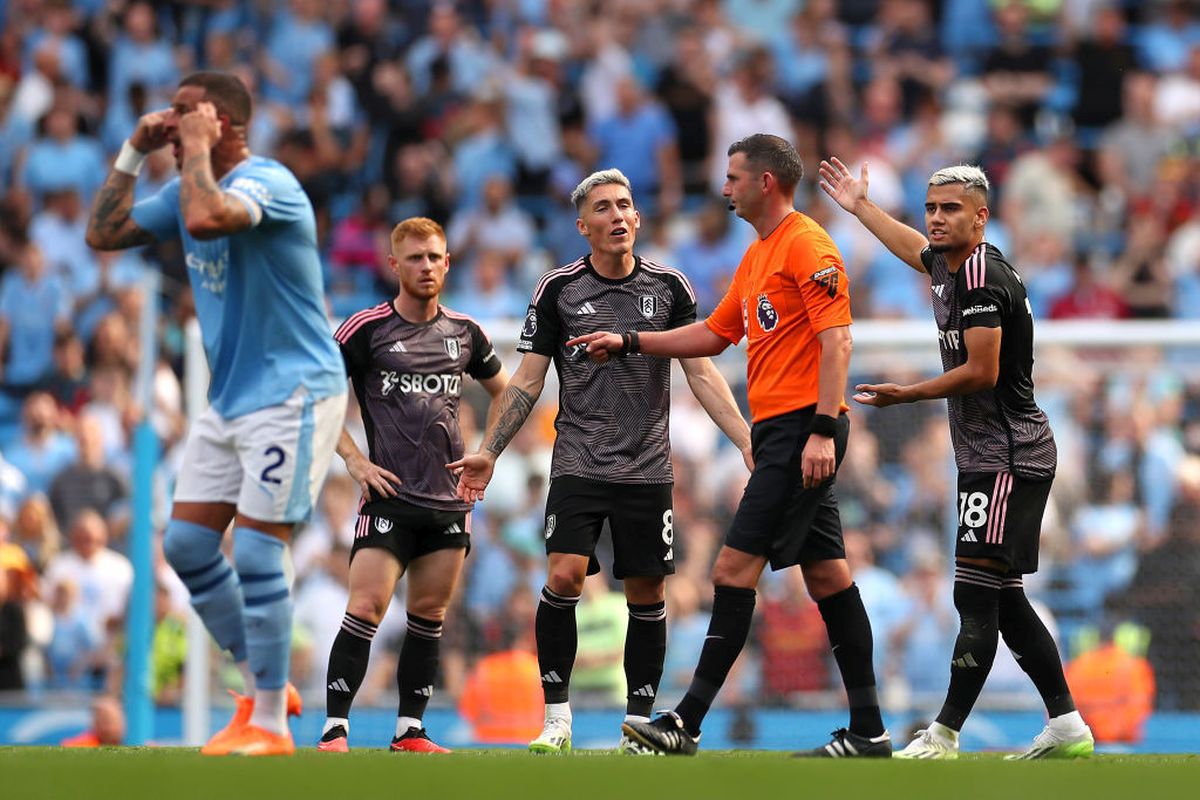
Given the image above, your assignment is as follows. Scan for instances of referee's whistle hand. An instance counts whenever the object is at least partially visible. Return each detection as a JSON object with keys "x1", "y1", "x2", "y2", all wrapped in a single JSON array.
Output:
[{"x1": 801, "y1": 436, "x2": 835, "y2": 489}]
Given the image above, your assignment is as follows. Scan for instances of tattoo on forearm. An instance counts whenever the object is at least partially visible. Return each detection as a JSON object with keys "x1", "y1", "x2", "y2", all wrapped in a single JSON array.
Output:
[
  {"x1": 484, "y1": 385, "x2": 535, "y2": 458},
  {"x1": 88, "y1": 172, "x2": 154, "y2": 249},
  {"x1": 179, "y1": 152, "x2": 224, "y2": 217}
]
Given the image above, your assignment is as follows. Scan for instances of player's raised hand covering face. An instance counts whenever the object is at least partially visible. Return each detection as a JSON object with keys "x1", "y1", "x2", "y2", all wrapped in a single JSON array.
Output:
[
  {"x1": 390, "y1": 233, "x2": 449, "y2": 301},
  {"x1": 576, "y1": 182, "x2": 640, "y2": 258},
  {"x1": 129, "y1": 108, "x2": 175, "y2": 154},
  {"x1": 818, "y1": 157, "x2": 869, "y2": 214},
  {"x1": 163, "y1": 85, "x2": 222, "y2": 168}
]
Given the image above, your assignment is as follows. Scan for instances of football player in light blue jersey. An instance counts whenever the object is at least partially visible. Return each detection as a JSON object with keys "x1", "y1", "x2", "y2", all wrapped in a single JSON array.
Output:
[{"x1": 87, "y1": 72, "x2": 347, "y2": 756}]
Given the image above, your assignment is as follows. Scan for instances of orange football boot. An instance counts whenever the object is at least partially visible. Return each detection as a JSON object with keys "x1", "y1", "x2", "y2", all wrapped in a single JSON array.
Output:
[{"x1": 201, "y1": 684, "x2": 303, "y2": 755}]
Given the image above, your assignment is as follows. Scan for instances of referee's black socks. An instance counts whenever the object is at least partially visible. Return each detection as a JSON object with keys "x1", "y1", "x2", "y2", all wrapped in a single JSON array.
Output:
[
  {"x1": 936, "y1": 563, "x2": 1004, "y2": 731},
  {"x1": 998, "y1": 576, "x2": 1077, "y2": 717},
  {"x1": 675, "y1": 585, "x2": 756, "y2": 736},
  {"x1": 817, "y1": 583, "x2": 885, "y2": 737}
]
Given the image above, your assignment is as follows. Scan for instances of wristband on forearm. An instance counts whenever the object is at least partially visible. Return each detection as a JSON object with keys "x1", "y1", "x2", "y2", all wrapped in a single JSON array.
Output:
[
  {"x1": 114, "y1": 140, "x2": 147, "y2": 176},
  {"x1": 810, "y1": 413, "x2": 838, "y2": 438},
  {"x1": 617, "y1": 330, "x2": 640, "y2": 357}
]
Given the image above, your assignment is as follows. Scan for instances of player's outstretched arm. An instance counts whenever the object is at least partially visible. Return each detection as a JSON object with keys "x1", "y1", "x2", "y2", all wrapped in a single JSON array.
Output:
[
  {"x1": 447, "y1": 354, "x2": 548, "y2": 502},
  {"x1": 680, "y1": 357, "x2": 753, "y2": 471},
  {"x1": 568, "y1": 320, "x2": 729, "y2": 363},
  {"x1": 854, "y1": 326, "x2": 1001, "y2": 407},
  {"x1": 818, "y1": 157, "x2": 928, "y2": 273},
  {"x1": 178, "y1": 102, "x2": 254, "y2": 240},
  {"x1": 86, "y1": 110, "x2": 172, "y2": 250}
]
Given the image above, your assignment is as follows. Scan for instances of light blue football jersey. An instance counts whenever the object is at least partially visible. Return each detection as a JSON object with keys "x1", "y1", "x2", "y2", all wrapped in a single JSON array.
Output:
[{"x1": 132, "y1": 156, "x2": 345, "y2": 418}]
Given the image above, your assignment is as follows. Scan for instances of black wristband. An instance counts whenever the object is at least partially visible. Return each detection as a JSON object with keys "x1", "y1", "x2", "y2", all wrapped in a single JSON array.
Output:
[
  {"x1": 810, "y1": 413, "x2": 838, "y2": 438},
  {"x1": 628, "y1": 329, "x2": 640, "y2": 354}
]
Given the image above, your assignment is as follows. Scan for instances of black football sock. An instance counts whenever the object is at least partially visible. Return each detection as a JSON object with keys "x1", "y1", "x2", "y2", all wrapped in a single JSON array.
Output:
[
  {"x1": 325, "y1": 612, "x2": 377, "y2": 719},
  {"x1": 624, "y1": 600, "x2": 667, "y2": 718},
  {"x1": 817, "y1": 583, "x2": 885, "y2": 737},
  {"x1": 935, "y1": 564, "x2": 1003, "y2": 731},
  {"x1": 536, "y1": 586, "x2": 580, "y2": 704},
  {"x1": 998, "y1": 576, "x2": 1076, "y2": 717},
  {"x1": 397, "y1": 614, "x2": 442, "y2": 722},
  {"x1": 674, "y1": 585, "x2": 756, "y2": 736}
]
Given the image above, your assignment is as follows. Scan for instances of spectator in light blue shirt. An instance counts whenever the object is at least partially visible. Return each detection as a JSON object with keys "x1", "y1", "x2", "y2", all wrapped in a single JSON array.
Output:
[
  {"x1": 0, "y1": 241, "x2": 72, "y2": 391},
  {"x1": 21, "y1": 107, "x2": 106, "y2": 204},
  {"x1": 406, "y1": 3, "x2": 496, "y2": 96},
  {"x1": 452, "y1": 95, "x2": 517, "y2": 211},
  {"x1": 671, "y1": 199, "x2": 755, "y2": 315},
  {"x1": 23, "y1": 1, "x2": 90, "y2": 89},
  {"x1": 587, "y1": 76, "x2": 682, "y2": 216},
  {"x1": 107, "y1": 3, "x2": 179, "y2": 104},
  {"x1": 3, "y1": 393, "x2": 78, "y2": 497},
  {"x1": 29, "y1": 189, "x2": 95, "y2": 301},
  {"x1": 262, "y1": 0, "x2": 334, "y2": 105}
]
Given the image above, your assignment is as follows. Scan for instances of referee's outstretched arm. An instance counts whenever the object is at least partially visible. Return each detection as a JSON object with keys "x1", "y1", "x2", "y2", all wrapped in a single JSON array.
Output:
[{"x1": 568, "y1": 321, "x2": 729, "y2": 363}]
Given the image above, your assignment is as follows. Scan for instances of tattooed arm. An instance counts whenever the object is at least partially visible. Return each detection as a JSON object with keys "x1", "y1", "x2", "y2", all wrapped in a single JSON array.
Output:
[
  {"x1": 86, "y1": 109, "x2": 174, "y2": 251},
  {"x1": 447, "y1": 354, "x2": 550, "y2": 502},
  {"x1": 177, "y1": 102, "x2": 253, "y2": 240}
]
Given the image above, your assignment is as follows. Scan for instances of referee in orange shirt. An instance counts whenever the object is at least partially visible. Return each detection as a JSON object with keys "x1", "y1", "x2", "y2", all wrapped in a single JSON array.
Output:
[{"x1": 569, "y1": 134, "x2": 888, "y2": 758}]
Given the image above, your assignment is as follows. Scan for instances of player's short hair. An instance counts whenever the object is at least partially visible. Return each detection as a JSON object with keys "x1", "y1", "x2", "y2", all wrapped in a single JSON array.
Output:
[
  {"x1": 390, "y1": 217, "x2": 446, "y2": 249},
  {"x1": 178, "y1": 72, "x2": 252, "y2": 126},
  {"x1": 928, "y1": 165, "x2": 990, "y2": 205},
  {"x1": 571, "y1": 168, "x2": 633, "y2": 211},
  {"x1": 727, "y1": 134, "x2": 804, "y2": 194}
]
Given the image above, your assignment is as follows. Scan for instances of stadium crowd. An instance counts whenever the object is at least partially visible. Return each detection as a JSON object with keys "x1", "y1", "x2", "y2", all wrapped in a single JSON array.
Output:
[{"x1": 1, "y1": 0, "x2": 1199, "y2": 728}]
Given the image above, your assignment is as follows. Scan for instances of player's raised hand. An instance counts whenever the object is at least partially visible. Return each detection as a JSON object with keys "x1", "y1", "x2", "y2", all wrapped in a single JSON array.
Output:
[
  {"x1": 130, "y1": 108, "x2": 174, "y2": 153},
  {"x1": 446, "y1": 452, "x2": 496, "y2": 502},
  {"x1": 564, "y1": 331, "x2": 623, "y2": 363},
  {"x1": 818, "y1": 157, "x2": 869, "y2": 214},
  {"x1": 852, "y1": 382, "x2": 906, "y2": 408},
  {"x1": 178, "y1": 101, "x2": 222, "y2": 149},
  {"x1": 345, "y1": 451, "x2": 401, "y2": 499}
]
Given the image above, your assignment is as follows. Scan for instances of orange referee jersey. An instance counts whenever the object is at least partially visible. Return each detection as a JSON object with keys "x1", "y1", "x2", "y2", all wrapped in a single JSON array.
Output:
[{"x1": 706, "y1": 211, "x2": 852, "y2": 423}]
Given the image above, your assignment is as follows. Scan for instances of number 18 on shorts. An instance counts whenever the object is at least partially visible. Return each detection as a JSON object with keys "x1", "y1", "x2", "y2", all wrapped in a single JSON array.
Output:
[{"x1": 954, "y1": 471, "x2": 1053, "y2": 574}]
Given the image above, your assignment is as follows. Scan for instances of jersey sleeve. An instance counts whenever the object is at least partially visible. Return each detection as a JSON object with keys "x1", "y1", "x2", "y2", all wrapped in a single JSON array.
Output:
[
  {"x1": 129, "y1": 179, "x2": 181, "y2": 241},
  {"x1": 334, "y1": 319, "x2": 372, "y2": 378},
  {"x1": 226, "y1": 163, "x2": 308, "y2": 228},
  {"x1": 792, "y1": 232, "x2": 852, "y2": 333},
  {"x1": 516, "y1": 280, "x2": 562, "y2": 356},
  {"x1": 919, "y1": 245, "x2": 937, "y2": 272},
  {"x1": 705, "y1": 267, "x2": 746, "y2": 344},
  {"x1": 466, "y1": 320, "x2": 504, "y2": 380},
  {"x1": 960, "y1": 258, "x2": 1010, "y2": 330},
  {"x1": 667, "y1": 272, "x2": 698, "y2": 329}
]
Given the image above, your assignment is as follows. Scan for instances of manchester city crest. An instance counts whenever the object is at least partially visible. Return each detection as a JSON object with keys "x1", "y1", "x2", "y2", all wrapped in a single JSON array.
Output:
[
  {"x1": 444, "y1": 337, "x2": 460, "y2": 359},
  {"x1": 639, "y1": 294, "x2": 657, "y2": 318},
  {"x1": 756, "y1": 293, "x2": 779, "y2": 332}
]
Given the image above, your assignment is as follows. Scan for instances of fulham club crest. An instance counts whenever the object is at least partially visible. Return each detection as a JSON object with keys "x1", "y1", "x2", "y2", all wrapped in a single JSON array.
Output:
[
  {"x1": 545, "y1": 514, "x2": 557, "y2": 540},
  {"x1": 375, "y1": 517, "x2": 393, "y2": 533},
  {"x1": 639, "y1": 295, "x2": 657, "y2": 318},
  {"x1": 444, "y1": 337, "x2": 460, "y2": 359},
  {"x1": 756, "y1": 293, "x2": 779, "y2": 332}
]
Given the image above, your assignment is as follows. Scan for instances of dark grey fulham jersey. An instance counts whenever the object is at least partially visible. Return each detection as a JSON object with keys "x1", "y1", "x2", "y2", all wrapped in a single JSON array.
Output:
[
  {"x1": 517, "y1": 256, "x2": 697, "y2": 484},
  {"x1": 922, "y1": 242, "x2": 1057, "y2": 479},
  {"x1": 334, "y1": 302, "x2": 502, "y2": 511}
]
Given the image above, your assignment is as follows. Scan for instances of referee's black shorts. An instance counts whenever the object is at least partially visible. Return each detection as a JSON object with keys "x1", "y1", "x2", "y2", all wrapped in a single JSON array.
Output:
[{"x1": 725, "y1": 406, "x2": 849, "y2": 570}]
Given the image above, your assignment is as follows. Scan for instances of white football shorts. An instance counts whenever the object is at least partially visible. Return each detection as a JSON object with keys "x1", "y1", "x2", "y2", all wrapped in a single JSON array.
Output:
[{"x1": 174, "y1": 388, "x2": 348, "y2": 523}]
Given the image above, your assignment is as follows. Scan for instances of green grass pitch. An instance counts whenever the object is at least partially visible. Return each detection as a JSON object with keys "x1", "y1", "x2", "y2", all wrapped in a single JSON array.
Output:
[{"x1": 3, "y1": 747, "x2": 1197, "y2": 800}]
